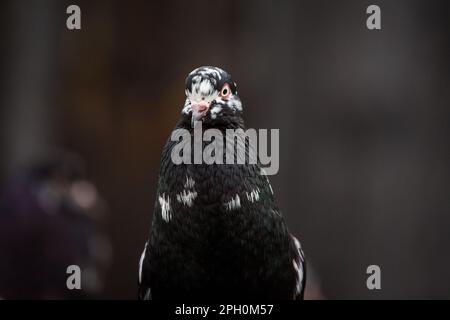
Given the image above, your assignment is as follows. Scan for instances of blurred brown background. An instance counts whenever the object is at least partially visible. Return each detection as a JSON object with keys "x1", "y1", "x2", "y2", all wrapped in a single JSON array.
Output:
[{"x1": 1, "y1": 0, "x2": 449, "y2": 299}]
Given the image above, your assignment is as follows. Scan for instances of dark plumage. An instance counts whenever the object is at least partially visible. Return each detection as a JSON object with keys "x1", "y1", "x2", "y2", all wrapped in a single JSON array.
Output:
[{"x1": 138, "y1": 66, "x2": 306, "y2": 300}]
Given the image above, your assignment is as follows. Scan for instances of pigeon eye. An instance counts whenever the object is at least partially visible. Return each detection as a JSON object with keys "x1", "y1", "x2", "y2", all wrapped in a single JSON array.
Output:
[{"x1": 220, "y1": 84, "x2": 231, "y2": 99}]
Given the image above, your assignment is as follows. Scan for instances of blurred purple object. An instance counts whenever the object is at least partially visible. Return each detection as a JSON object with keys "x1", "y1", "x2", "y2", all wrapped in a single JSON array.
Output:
[{"x1": 0, "y1": 155, "x2": 111, "y2": 299}]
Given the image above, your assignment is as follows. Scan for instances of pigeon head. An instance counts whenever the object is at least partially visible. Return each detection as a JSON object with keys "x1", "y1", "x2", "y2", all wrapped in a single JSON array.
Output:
[{"x1": 182, "y1": 66, "x2": 243, "y2": 129}]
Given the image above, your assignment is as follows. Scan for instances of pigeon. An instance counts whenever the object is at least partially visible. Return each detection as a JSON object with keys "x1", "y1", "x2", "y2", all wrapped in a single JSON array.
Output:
[{"x1": 138, "y1": 66, "x2": 306, "y2": 300}]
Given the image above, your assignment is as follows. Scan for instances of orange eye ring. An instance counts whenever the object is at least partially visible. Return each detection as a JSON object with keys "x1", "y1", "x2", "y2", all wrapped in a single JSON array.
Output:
[{"x1": 220, "y1": 83, "x2": 232, "y2": 100}]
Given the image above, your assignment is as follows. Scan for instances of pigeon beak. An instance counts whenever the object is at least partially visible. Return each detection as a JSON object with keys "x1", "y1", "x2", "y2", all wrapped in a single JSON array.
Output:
[{"x1": 191, "y1": 101, "x2": 210, "y2": 127}]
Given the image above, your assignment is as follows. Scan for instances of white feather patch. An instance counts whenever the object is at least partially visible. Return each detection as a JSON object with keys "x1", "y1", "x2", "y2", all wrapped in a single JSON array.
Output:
[
  {"x1": 182, "y1": 98, "x2": 192, "y2": 114},
  {"x1": 230, "y1": 99, "x2": 242, "y2": 111},
  {"x1": 225, "y1": 194, "x2": 241, "y2": 211},
  {"x1": 159, "y1": 194, "x2": 171, "y2": 222},
  {"x1": 210, "y1": 105, "x2": 222, "y2": 119},
  {"x1": 293, "y1": 236, "x2": 305, "y2": 262},
  {"x1": 138, "y1": 242, "x2": 148, "y2": 284},
  {"x1": 188, "y1": 79, "x2": 219, "y2": 104},
  {"x1": 271, "y1": 209, "x2": 282, "y2": 217},
  {"x1": 184, "y1": 176, "x2": 195, "y2": 189},
  {"x1": 199, "y1": 79, "x2": 213, "y2": 96},
  {"x1": 176, "y1": 189, "x2": 197, "y2": 207},
  {"x1": 292, "y1": 235, "x2": 305, "y2": 298},
  {"x1": 263, "y1": 175, "x2": 274, "y2": 195},
  {"x1": 293, "y1": 259, "x2": 303, "y2": 297},
  {"x1": 246, "y1": 188, "x2": 260, "y2": 203}
]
